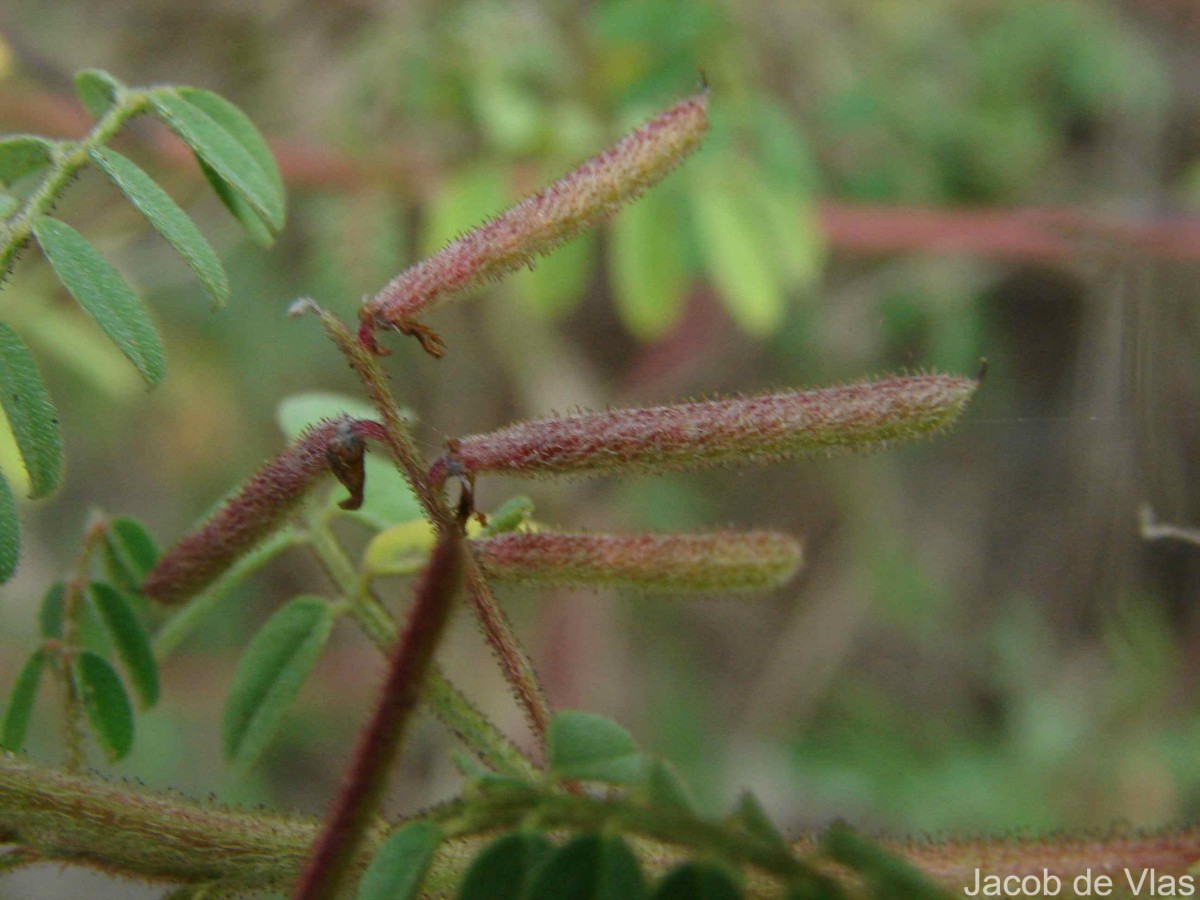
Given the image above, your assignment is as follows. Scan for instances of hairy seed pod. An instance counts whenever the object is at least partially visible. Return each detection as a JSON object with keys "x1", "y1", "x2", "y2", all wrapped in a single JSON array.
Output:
[
  {"x1": 430, "y1": 372, "x2": 980, "y2": 484},
  {"x1": 358, "y1": 90, "x2": 709, "y2": 355},
  {"x1": 472, "y1": 530, "x2": 803, "y2": 593},
  {"x1": 143, "y1": 417, "x2": 383, "y2": 604}
]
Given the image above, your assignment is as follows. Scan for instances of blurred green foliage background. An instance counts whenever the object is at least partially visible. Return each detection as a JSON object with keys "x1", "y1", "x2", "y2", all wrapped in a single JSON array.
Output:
[{"x1": 1, "y1": 2, "x2": 1199, "y2": 893}]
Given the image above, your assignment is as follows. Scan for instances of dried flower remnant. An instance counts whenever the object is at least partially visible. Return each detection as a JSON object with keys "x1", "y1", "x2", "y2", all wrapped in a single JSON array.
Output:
[
  {"x1": 325, "y1": 419, "x2": 367, "y2": 511},
  {"x1": 430, "y1": 372, "x2": 980, "y2": 484},
  {"x1": 473, "y1": 530, "x2": 803, "y2": 593},
  {"x1": 143, "y1": 417, "x2": 384, "y2": 605},
  {"x1": 358, "y1": 91, "x2": 709, "y2": 355}
]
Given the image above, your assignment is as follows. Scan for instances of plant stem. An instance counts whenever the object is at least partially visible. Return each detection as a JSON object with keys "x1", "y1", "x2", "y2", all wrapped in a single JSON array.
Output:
[
  {"x1": 295, "y1": 300, "x2": 553, "y2": 752},
  {"x1": 6, "y1": 751, "x2": 1200, "y2": 897},
  {"x1": 0, "y1": 88, "x2": 150, "y2": 277},
  {"x1": 56, "y1": 513, "x2": 110, "y2": 771},
  {"x1": 0, "y1": 753, "x2": 338, "y2": 891},
  {"x1": 462, "y1": 557, "x2": 551, "y2": 748},
  {"x1": 306, "y1": 516, "x2": 537, "y2": 780},
  {"x1": 294, "y1": 528, "x2": 465, "y2": 900}
]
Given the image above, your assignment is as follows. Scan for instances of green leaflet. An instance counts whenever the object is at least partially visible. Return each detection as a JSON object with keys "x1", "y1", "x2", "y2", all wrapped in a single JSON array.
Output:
[
  {"x1": 74, "y1": 69, "x2": 124, "y2": 119},
  {"x1": 88, "y1": 582, "x2": 159, "y2": 708},
  {"x1": 73, "y1": 649, "x2": 135, "y2": 760},
  {"x1": 0, "y1": 322, "x2": 62, "y2": 498},
  {"x1": 525, "y1": 834, "x2": 645, "y2": 900},
  {"x1": 1, "y1": 648, "x2": 45, "y2": 751},
  {"x1": 177, "y1": 88, "x2": 285, "y2": 204},
  {"x1": 178, "y1": 87, "x2": 285, "y2": 247},
  {"x1": 611, "y1": 183, "x2": 689, "y2": 340},
  {"x1": 356, "y1": 822, "x2": 443, "y2": 900},
  {"x1": 198, "y1": 157, "x2": 275, "y2": 247},
  {"x1": 32, "y1": 216, "x2": 166, "y2": 386},
  {"x1": 0, "y1": 136, "x2": 54, "y2": 186},
  {"x1": 0, "y1": 472, "x2": 16, "y2": 582},
  {"x1": 547, "y1": 710, "x2": 645, "y2": 785},
  {"x1": 38, "y1": 581, "x2": 64, "y2": 639},
  {"x1": 742, "y1": 178, "x2": 824, "y2": 292},
  {"x1": 90, "y1": 146, "x2": 230, "y2": 308},
  {"x1": 0, "y1": 194, "x2": 18, "y2": 218},
  {"x1": 457, "y1": 832, "x2": 555, "y2": 900},
  {"x1": 691, "y1": 178, "x2": 784, "y2": 337},
  {"x1": 102, "y1": 516, "x2": 160, "y2": 595},
  {"x1": 732, "y1": 791, "x2": 786, "y2": 851},
  {"x1": 222, "y1": 596, "x2": 335, "y2": 771},
  {"x1": 641, "y1": 759, "x2": 696, "y2": 814},
  {"x1": 148, "y1": 90, "x2": 284, "y2": 237}
]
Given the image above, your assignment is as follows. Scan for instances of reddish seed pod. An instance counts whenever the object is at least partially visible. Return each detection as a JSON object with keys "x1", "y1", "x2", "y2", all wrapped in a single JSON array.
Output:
[
  {"x1": 472, "y1": 530, "x2": 803, "y2": 593},
  {"x1": 359, "y1": 91, "x2": 709, "y2": 355},
  {"x1": 430, "y1": 372, "x2": 980, "y2": 484},
  {"x1": 143, "y1": 417, "x2": 378, "y2": 605}
]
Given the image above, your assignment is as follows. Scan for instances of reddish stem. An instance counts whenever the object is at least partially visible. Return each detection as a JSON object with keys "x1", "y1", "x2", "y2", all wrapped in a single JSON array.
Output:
[{"x1": 293, "y1": 528, "x2": 465, "y2": 900}]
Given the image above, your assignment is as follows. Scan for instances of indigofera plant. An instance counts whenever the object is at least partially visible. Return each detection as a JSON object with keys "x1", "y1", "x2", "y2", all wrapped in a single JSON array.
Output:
[{"x1": 4, "y1": 72, "x2": 1187, "y2": 900}]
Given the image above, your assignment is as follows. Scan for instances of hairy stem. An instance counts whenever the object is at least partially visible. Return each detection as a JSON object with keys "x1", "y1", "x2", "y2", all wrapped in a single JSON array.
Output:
[
  {"x1": 462, "y1": 557, "x2": 552, "y2": 751},
  {"x1": 293, "y1": 300, "x2": 553, "y2": 752},
  {"x1": 0, "y1": 89, "x2": 150, "y2": 277},
  {"x1": 306, "y1": 517, "x2": 536, "y2": 780},
  {"x1": 3, "y1": 752, "x2": 1199, "y2": 897},
  {"x1": 294, "y1": 528, "x2": 465, "y2": 900},
  {"x1": 55, "y1": 513, "x2": 110, "y2": 771}
]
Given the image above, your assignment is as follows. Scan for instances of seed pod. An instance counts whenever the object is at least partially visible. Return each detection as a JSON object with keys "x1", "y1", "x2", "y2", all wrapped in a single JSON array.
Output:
[
  {"x1": 431, "y1": 372, "x2": 979, "y2": 484},
  {"x1": 472, "y1": 530, "x2": 803, "y2": 593},
  {"x1": 358, "y1": 90, "x2": 709, "y2": 355},
  {"x1": 143, "y1": 417, "x2": 381, "y2": 604}
]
